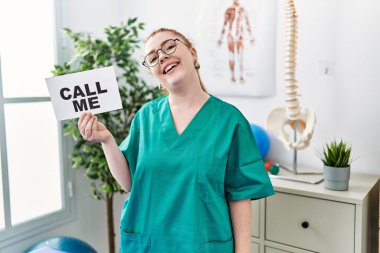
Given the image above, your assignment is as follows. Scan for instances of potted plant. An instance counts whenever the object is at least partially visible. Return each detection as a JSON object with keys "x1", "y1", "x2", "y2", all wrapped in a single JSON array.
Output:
[
  {"x1": 317, "y1": 139, "x2": 355, "y2": 191},
  {"x1": 52, "y1": 19, "x2": 163, "y2": 253}
]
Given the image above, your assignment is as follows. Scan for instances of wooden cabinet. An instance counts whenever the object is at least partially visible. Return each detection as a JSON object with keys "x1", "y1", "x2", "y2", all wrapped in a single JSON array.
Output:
[
  {"x1": 250, "y1": 173, "x2": 379, "y2": 253},
  {"x1": 251, "y1": 242, "x2": 260, "y2": 253},
  {"x1": 266, "y1": 193, "x2": 355, "y2": 252}
]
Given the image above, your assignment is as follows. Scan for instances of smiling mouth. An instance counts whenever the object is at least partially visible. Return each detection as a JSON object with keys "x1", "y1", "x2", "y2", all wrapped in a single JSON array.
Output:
[{"x1": 164, "y1": 63, "x2": 179, "y2": 74}]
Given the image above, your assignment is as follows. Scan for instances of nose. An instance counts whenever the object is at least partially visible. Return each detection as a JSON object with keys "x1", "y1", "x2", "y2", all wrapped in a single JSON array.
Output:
[{"x1": 158, "y1": 49, "x2": 169, "y2": 64}]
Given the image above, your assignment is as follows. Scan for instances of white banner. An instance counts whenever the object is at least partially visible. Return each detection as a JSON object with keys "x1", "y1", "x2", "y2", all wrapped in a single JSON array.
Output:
[{"x1": 46, "y1": 66, "x2": 123, "y2": 121}]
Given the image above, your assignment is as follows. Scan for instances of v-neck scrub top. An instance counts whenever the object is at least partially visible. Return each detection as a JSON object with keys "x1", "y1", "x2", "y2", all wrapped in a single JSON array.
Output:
[{"x1": 119, "y1": 94, "x2": 275, "y2": 253}]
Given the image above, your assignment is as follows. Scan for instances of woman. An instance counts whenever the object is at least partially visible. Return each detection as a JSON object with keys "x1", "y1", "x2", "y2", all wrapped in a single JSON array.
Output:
[{"x1": 78, "y1": 28, "x2": 274, "y2": 253}]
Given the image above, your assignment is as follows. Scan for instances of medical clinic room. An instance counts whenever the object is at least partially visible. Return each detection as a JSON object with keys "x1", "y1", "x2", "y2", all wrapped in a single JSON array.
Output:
[{"x1": 0, "y1": 0, "x2": 379, "y2": 252}]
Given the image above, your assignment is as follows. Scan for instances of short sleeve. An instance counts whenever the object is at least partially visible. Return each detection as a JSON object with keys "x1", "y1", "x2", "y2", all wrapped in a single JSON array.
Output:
[
  {"x1": 225, "y1": 118, "x2": 275, "y2": 201},
  {"x1": 119, "y1": 115, "x2": 140, "y2": 179}
]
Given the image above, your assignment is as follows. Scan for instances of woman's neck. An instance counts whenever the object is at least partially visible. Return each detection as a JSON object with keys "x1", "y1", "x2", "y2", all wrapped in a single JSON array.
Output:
[{"x1": 167, "y1": 71, "x2": 209, "y2": 109}]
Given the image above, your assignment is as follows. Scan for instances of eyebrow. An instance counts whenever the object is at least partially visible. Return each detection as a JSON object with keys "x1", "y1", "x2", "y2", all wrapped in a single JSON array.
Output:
[{"x1": 146, "y1": 39, "x2": 173, "y2": 55}]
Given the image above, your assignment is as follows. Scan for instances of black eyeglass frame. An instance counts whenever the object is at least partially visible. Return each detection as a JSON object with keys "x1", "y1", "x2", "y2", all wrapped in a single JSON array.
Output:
[{"x1": 142, "y1": 38, "x2": 189, "y2": 68}]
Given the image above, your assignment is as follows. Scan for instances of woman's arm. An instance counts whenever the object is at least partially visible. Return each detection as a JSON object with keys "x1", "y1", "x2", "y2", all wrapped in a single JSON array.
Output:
[
  {"x1": 78, "y1": 112, "x2": 132, "y2": 192},
  {"x1": 228, "y1": 199, "x2": 252, "y2": 253},
  {"x1": 101, "y1": 136, "x2": 132, "y2": 192}
]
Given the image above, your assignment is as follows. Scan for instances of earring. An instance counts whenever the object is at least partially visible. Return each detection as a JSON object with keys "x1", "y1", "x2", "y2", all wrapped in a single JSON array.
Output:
[
  {"x1": 194, "y1": 61, "x2": 200, "y2": 70},
  {"x1": 159, "y1": 84, "x2": 167, "y2": 91}
]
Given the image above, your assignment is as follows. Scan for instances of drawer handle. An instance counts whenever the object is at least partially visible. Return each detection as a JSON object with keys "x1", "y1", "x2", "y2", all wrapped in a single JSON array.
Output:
[{"x1": 301, "y1": 221, "x2": 309, "y2": 229}]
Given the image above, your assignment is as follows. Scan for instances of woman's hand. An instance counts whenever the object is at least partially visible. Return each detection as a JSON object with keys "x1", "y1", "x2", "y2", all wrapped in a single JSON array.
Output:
[{"x1": 78, "y1": 112, "x2": 112, "y2": 143}]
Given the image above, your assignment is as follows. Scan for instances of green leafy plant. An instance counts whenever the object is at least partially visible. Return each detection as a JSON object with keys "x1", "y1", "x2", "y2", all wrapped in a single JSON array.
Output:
[
  {"x1": 318, "y1": 139, "x2": 354, "y2": 167},
  {"x1": 52, "y1": 18, "x2": 163, "y2": 253}
]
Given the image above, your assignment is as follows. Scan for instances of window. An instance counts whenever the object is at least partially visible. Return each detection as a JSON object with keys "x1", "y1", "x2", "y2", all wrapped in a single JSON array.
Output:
[
  {"x1": 0, "y1": 150, "x2": 4, "y2": 230},
  {"x1": 0, "y1": 0, "x2": 72, "y2": 246}
]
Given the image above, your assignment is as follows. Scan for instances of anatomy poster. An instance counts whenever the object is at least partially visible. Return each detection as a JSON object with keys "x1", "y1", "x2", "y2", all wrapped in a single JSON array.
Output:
[{"x1": 196, "y1": 0, "x2": 277, "y2": 97}]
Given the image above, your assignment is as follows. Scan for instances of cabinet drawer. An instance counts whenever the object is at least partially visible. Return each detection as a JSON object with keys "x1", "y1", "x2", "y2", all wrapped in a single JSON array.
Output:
[
  {"x1": 265, "y1": 246, "x2": 291, "y2": 253},
  {"x1": 265, "y1": 246, "x2": 313, "y2": 253},
  {"x1": 251, "y1": 242, "x2": 259, "y2": 253},
  {"x1": 266, "y1": 192, "x2": 355, "y2": 253},
  {"x1": 252, "y1": 200, "x2": 260, "y2": 238}
]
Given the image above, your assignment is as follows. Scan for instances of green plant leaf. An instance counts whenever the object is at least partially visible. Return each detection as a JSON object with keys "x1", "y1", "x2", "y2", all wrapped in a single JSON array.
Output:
[
  {"x1": 72, "y1": 156, "x2": 82, "y2": 169},
  {"x1": 63, "y1": 123, "x2": 72, "y2": 136},
  {"x1": 128, "y1": 17, "x2": 137, "y2": 25},
  {"x1": 318, "y1": 139, "x2": 354, "y2": 167},
  {"x1": 72, "y1": 127, "x2": 80, "y2": 141},
  {"x1": 52, "y1": 20, "x2": 164, "y2": 202}
]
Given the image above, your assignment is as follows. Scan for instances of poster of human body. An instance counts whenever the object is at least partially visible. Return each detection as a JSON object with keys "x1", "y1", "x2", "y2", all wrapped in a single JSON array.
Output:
[{"x1": 196, "y1": 0, "x2": 277, "y2": 97}]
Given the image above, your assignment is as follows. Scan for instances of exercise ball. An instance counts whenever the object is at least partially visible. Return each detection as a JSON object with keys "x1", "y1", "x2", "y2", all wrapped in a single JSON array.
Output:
[
  {"x1": 24, "y1": 236, "x2": 97, "y2": 253},
  {"x1": 250, "y1": 124, "x2": 270, "y2": 159}
]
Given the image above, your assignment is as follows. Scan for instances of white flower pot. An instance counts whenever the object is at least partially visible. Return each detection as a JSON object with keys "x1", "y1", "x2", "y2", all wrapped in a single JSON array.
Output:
[{"x1": 323, "y1": 165, "x2": 350, "y2": 191}]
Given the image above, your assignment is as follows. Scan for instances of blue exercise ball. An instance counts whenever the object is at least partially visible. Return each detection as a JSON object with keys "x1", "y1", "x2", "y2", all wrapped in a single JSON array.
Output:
[
  {"x1": 250, "y1": 124, "x2": 270, "y2": 159},
  {"x1": 24, "y1": 236, "x2": 97, "y2": 253}
]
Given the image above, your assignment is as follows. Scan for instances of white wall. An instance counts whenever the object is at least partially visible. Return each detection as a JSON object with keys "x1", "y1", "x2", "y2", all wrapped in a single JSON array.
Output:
[
  {"x1": 120, "y1": 0, "x2": 380, "y2": 175},
  {"x1": 4, "y1": 0, "x2": 379, "y2": 252},
  {"x1": 60, "y1": 0, "x2": 380, "y2": 176},
  {"x1": 271, "y1": 0, "x2": 380, "y2": 175}
]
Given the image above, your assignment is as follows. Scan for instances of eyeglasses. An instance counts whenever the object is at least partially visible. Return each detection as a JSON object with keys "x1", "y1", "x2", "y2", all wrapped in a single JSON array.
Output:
[{"x1": 142, "y1": 38, "x2": 189, "y2": 68}]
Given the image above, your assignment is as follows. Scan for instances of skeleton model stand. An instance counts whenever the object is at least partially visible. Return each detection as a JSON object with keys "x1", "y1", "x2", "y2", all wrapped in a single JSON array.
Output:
[{"x1": 266, "y1": 0, "x2": 319, "y2": 179}]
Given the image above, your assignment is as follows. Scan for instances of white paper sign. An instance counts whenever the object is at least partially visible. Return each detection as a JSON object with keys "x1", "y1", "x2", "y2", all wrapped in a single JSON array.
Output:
[{"x1": 45, "y1": 66, "x2": 123, "y2": 121}]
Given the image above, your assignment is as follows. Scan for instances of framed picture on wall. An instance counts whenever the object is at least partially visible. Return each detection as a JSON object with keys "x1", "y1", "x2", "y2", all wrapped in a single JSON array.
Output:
[{"x1": 195, "y1": 0, "x2": 277, "y2": 97}]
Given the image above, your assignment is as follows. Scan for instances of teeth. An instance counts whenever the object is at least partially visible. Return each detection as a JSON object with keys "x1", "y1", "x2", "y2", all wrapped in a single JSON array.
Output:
[{"x1": 164, "y1": 63, "x2": 178, "y2": 74}]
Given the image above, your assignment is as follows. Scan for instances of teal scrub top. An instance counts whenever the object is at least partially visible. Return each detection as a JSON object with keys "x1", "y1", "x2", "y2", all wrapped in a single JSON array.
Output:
[{"x1": 118, "y1": 94, "x2": 275, "y2": 253}]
